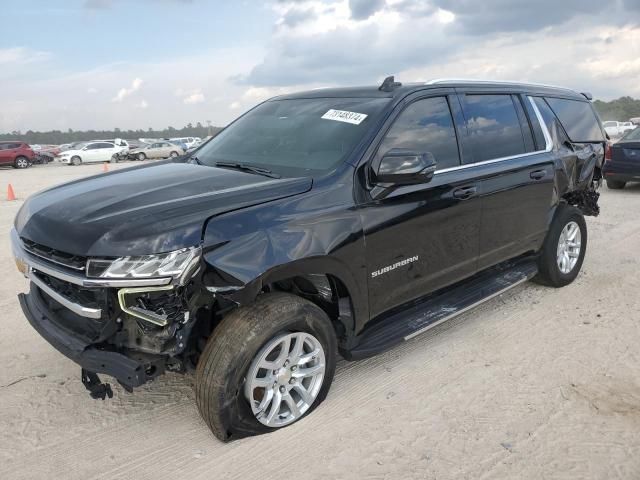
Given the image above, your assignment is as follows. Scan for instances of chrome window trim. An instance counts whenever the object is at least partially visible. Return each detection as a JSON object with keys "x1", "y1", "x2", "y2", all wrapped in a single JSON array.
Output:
[{"x1": 434, "y1": 95, "x2": 553, "y2": 176}]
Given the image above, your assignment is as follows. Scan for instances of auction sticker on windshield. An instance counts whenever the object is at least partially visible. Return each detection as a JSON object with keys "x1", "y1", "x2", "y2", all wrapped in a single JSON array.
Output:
[{"x1": 321, "y1": 109, "x2": 368, "y2": 125}]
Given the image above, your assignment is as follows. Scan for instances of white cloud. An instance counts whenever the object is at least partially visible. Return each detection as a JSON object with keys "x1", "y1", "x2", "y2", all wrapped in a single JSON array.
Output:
[
  {"x1": 136, "y1": 99, "x2": 149, "y2": 109},
  {"x1": 183, "y1": 92, "x2": 205, "y2": 104},
  {"x1": 229, "y1": 101, "x2": 241, "y2": 110},
  {"x1": 112, "y1": 77, "x2": 143, "y2": 103},
  {"x1": 0, "y1": 47, "x2": 50, "y2": 65}
]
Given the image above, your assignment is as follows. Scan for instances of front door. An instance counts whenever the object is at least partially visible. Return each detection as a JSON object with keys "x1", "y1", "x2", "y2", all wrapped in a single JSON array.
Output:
[{"x1": 359, "y1": 95, "x2": 482, "y2": 320}]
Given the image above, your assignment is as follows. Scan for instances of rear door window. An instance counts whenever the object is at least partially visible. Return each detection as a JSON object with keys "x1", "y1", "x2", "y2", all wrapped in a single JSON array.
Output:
[
  {"x1": 461, "y1": 94, "x2": 527, "y2": 163},
  {"x1": 544, "y1": 97, "x2": 604, "y2": 142},
  {"x1": 378, "y1": 96, "x2": 461, "y2": 170}
]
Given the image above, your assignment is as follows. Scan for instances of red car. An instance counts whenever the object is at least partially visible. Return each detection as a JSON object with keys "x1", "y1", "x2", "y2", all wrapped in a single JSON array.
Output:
[{"x1": 0, "y1": 141, "x2": 35, "y2": 168}]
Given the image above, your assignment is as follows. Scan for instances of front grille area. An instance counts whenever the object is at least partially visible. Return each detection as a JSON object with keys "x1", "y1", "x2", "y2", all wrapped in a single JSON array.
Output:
[
  {"x1": 21, "y1": 238, "x2": 87, "y2": 271},
  {"x1": 33, "y1": 271, "x2": 110, "y2": 342}
]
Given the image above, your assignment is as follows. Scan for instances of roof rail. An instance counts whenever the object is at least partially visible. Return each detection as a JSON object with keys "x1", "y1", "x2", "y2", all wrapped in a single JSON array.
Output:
[{"x1": 425, "y1": 78, "x2": 580, "y2": 95}]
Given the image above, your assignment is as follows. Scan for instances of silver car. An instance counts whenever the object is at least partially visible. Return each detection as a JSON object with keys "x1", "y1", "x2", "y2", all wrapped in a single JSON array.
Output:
[{"x1": 129, "y1": 142, "x2": 184, "y2": 161}]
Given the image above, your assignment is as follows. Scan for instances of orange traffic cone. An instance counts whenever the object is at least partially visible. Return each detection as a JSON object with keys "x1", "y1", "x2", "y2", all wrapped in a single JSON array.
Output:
[
  {"x1": 7, "y1": 184, "x2": 16, "y2": 201},
  {"x1": 102, "y1": 163, "x2": 109, "y2": 172}
]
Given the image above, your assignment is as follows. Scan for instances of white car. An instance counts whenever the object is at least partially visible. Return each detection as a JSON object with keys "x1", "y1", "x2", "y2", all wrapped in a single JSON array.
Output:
[
  {"x1": 57, "y1": 141, "x2": 126, "y2": 165},
  {"x1": 603, "y1": 121, "x2": 636, "y2": 138},
  {"x1": 170, "y1": 136, "x2": 199, "y2": 149}
]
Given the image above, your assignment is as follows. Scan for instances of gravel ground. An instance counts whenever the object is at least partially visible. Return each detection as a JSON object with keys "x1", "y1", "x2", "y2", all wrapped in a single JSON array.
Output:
[{"x1": 0, "y1": 162, "x2": 639, "y2": 480}]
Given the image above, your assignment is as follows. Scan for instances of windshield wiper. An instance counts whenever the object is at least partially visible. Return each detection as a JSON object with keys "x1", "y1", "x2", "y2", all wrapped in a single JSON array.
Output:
[
  {"x1": 187, "y1": 155, "x2": 201, "y2": 165},
  {"x1": 214, "y1": 161, "x2": 281, "y2": 178}
]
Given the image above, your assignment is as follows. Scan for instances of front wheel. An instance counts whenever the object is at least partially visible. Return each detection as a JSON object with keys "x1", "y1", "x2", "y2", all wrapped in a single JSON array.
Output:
[
  {"x1": 534, "y1": 204, "x2": 587, "y2": 288},
  {"x1": 14, "y1": 156, "x2": 30, "y2": 169},
  {"x1": 137, "y1": 152, "x2": 146, "y2": 161},
  {"x1": 195, "y1": 293, "x2": 337, "y2": 441},
  {"x1": 71, "y1": 156, "x2": 82, "y2": 166},
  {"x1": 169, "y1": 151, "x2": 179, "y2": 158}
]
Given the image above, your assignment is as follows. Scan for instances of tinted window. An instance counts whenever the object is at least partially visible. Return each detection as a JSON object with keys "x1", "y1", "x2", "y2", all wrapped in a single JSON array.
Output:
[
  {"x1": 533, "y1": 97, "x2": 564, "y2": 137},
  {"x1": 379, "y1": 97, "x2": 460, "y2": 170},
  {"x1": 85, "y1": 144, "x2": 99, "y2": 150},
  {"x1": 622, "y1": 128, "x2": 640, "y2": 140},
  {"x1": 523, "y1": 96, "x2": 547, "y2": 150},
  {"x1": 544, "y1": 97, "x2": 604, "y2": 142},
  {"x1": 462, "y1": 94, "x2": 526, "y2": 162}
]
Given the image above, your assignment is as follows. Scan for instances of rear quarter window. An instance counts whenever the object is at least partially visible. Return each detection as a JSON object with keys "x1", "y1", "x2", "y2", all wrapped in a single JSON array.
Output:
[{"x1": 544, "y1": 97, "x2": 604, "y2": 142}]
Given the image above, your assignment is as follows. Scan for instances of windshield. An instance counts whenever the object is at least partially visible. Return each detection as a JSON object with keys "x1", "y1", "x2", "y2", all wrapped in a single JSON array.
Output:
[
  {"x1": 194, "y1": 97, "x2": 389, "y2": 176},
  {"x1": 622, "y1": 126, "x2": 640, "y2": 140}
]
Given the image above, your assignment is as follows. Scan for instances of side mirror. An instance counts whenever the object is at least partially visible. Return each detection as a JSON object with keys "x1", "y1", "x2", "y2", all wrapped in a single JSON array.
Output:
[{"x1": 375, "y1": 149, "x2": 437, "y2": 185}]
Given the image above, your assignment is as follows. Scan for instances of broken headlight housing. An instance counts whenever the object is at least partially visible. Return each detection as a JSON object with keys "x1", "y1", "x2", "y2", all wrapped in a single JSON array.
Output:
[{"x1": 86, "y1": 246, "x2": 201, "y2": 281}]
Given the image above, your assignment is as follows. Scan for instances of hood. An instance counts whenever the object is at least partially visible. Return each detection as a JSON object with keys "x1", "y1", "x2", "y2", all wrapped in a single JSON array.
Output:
[{"x1": 15, "y1": 162, "x2": 312, "y2": 256}]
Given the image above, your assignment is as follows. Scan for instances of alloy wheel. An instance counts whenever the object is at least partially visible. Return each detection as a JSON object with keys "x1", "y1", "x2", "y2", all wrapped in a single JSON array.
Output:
[
  {"x1": 556, "y1": 221, "x2": 582, "y2": 274},
  {"x1": 244, "y1": 332, "x2": 326, "y2": 428}
]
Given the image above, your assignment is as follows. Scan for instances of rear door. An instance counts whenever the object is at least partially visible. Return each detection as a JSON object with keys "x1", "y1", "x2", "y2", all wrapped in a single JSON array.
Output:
[
  {"x1": 359, "y1": 91, "x2": 483, "y2": 319},
  {"x1": 0, "y1": 144, "x2": 12, "y2": 165},
  {"x1": 457, "y1": 91, "x2": 555, "y2": 270}
]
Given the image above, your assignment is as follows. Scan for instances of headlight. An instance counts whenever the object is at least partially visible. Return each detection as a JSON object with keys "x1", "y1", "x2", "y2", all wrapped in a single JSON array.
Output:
[{"x1": 86, "y1": 246, "x2": 201, "y2": 280}]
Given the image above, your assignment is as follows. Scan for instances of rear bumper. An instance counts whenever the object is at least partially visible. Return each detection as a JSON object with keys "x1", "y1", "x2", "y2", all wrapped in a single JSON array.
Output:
[
  {"x1": 603, "y1": 162, "x2": 640, "y2": 182},
  {"x1": 19, "y1": 286, "x2": 151, "y2": 388}
]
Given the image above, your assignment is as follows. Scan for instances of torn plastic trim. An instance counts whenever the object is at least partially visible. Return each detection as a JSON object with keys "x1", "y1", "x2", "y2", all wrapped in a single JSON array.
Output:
[{"x1": 117, "y1": 285, "x2": 176, "y2": 326}]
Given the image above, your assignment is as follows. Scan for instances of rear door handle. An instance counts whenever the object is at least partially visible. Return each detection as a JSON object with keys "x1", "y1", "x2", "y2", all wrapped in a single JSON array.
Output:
[
  {"x1": 530, "y1": 169, "x2": 547, "y2": 180},
  {"x1": 452, "y1": 186, "x2": 477, "y2": 200}
]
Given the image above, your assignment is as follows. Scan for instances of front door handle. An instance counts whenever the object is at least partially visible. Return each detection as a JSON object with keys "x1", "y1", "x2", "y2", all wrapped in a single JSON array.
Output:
[
  {"x1": 530, "y1": 169, "x2": 547, "y2": 180},
  {"x1": 452, "y1": 186, "x2": 477, "y2": 200}
]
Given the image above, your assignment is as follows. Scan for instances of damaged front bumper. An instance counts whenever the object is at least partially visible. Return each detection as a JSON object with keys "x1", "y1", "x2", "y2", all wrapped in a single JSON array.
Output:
[
  {"x1": 11, "y1": 228, "x2": 203, "y2": 393},
  {"x1": 18, "y1": 285, "x2": 153, "y2": 388}
]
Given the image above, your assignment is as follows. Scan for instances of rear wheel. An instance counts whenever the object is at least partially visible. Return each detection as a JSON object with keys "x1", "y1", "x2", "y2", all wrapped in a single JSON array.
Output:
[
  {"x1": 195, "y1": 293, "x2": 337, "y2": 441},
  {"x1": 14, "y1": 156, "x2": 29, "y2": 169},
  {"x1": 71, "y1": 156, "x2": 82, "y2": 166},
  {"x1": 534, "y1": 204, "x2": 587, "y2": 288},
  {"x1": 606, "y1": 179, "x2": 626, "y2": 190}
]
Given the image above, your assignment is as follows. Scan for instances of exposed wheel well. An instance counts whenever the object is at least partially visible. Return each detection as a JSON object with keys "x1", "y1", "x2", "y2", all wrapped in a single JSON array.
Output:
[{"x1": 264, "y1": 274, "x2": 355, "y2": 344}]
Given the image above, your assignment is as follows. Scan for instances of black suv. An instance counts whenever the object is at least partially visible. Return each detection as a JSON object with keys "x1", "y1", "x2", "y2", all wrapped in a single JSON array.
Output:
[{"x1": 12, "y1": 78, "x2": 605, "y2": 441}]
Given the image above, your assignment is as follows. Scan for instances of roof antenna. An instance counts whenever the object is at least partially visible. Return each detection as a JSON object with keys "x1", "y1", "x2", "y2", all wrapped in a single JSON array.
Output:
[{"x1": 378, "y1": 75, "x2": 402, "y2": 92}]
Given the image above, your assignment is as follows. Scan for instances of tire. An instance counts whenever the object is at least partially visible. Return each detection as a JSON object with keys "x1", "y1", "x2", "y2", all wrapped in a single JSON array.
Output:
[
  {"x1": 14, "y1": 156, "x2": 30, "y2": 169},
  {"x1": 606, "y1": 179, "x2": 626, "y2": 190},
  {"x1": 110, "y1": 155, "x2": 119, "y2": 163},
  {"x1": 71, "y1": 156, "x2": 82, "y2": 166},
  {"x1": 195, "y1": 292, "x2": 337, "y2": 442},
  {"x1": 169, "y1": 151, "x2": 179, "y2": 158},
  {"x1": 534, "y1": 204, "x2": 587, "y2": 288},
  {"x1": 137, "y1": 153, "x2": 146, "y2": 161}
]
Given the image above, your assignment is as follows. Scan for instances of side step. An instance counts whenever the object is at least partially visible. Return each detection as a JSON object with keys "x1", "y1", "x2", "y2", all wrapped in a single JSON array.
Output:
[{"x1": 347, "y1": 258, "x2": 538, "y2": 360}]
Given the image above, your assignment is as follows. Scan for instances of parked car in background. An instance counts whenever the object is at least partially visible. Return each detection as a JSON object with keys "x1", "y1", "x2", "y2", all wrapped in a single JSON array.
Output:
[
  {"x1": 603, "y1": 121, "x2": 636, "y2": 137},
  {"x1": 603, "y1": 127, "x2": 640, "y2": 189},
  {"x1": 57, "y1": 141, "x2": 126, "y2": 165},
  {"x1": 0, "y1": 141, "x2": 35, "y2": 168},
  {"x1": 170, "y1": 136, "x2": 199, "y2": 149},
  {"x1": 168, "y1": 139, "x2": 188, "y2": 151},
  {"x1": 128, "y1": 141, "x2": 184, "y2": 160}
]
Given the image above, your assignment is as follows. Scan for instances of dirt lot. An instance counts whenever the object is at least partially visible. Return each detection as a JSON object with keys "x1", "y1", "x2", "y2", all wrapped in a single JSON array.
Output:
[{"x1": 0, "y1": 162, "x2": 639, "y2": 480}]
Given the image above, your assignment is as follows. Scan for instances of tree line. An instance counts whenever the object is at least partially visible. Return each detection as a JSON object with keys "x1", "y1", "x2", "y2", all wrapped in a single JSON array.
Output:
[
  {"x1": 2, "y1": 96, "x2": 640, "y2": 145},
  {"x1": 592, "y1": 96, "x2": 640, "y2": 122},
  {"x1": 0, "y1": 122, "x2": 223, "y2": 145}
]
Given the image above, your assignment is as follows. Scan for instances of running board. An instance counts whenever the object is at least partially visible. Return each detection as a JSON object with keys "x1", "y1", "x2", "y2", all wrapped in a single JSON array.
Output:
[{"x1": 347, "y1": 258, "x2": 538, "y2": 360}]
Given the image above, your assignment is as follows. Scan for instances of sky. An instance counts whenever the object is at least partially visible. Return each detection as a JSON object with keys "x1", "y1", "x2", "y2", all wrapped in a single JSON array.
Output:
[{"x1": 1, "y1": 0, "x2": 639, "y2": 132}]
